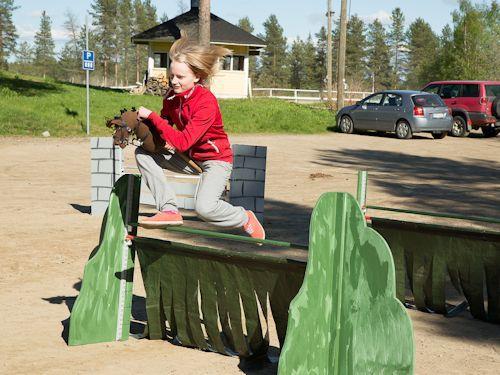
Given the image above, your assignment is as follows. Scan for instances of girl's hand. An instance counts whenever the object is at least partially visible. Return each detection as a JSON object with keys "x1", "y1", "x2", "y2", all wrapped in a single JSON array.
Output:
[
  {"x1": 137, "y1": 106, "x2": 152, "y2": 120},
  {"x1": 164, "y1": 142, "x2": 176, "y2": 152}
]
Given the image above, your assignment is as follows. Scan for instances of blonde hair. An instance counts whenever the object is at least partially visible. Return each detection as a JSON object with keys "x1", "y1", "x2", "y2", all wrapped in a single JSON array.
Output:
[{"x1": 169, "y1": 32, "x2": 232, "y2": 84}]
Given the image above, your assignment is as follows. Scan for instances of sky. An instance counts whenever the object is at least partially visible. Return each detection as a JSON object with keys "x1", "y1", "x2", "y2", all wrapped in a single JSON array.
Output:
[{"x1": 10, "y1": 0, "x2": 491, "y2": 53}]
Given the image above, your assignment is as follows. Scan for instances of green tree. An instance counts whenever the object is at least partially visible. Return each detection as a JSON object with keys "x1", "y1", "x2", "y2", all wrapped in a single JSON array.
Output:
[
  {"x1": 345, "y1": 15, "x2": 367, "y2": 88},
  {"x1": 405, "y1": 18, "x2": 438, "y2": 88},
  {"x1": 256, "y1": 14, "x2": 289, "y2": 87},
  {"x1": 118, "y1": 0, "x2": 134, "y2": 85},
  {"x1": 33, "y1": 10, "x2": 56, "y2": 77},
  {"x1": 302, "y1": 34, "x2": 317, "y2": 89},
  {"x1": 90, "y1": 0, "x2": 119, "y2": 86},
  {"x1": 367, "y1": 19, "x2": 391, "y2": 90},
  {"x1": 314, "y1": 26, "x2": 328, "y2": 91},
  {"x1": 57, "y1": 11, "x2": 81, "y2": 82},
  {"x1": 289, "y1": 37, "x2": 305, "y2": 89},
  {"x1": 389, "y1": 7, "x2": 406, "y2": 88},
  {"x1": 132, "y1": 0, "x2": 157, "y2": 84},
  {"x1": 10, "y1": 40, "x2": 33, "y2": 75},
  {"x1": 0, "y1": 0, "x2": 18, "y2": 68},
  {"x1": 238, "y1": 16, "x2": 257, "y2": 82}
]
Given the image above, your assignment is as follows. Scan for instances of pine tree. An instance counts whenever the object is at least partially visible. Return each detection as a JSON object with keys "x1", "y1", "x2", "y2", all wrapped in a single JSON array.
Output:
[
  {"x1": 256, "y1": 14, "x2": 289, "y2": 87},
  {"x1": 0, "y1": 0, "x2": 18, "y2": 68},
  {"x1": 238, "y1": 17, "x2": 257, "y2": 82},
  {"x1": 345, "y1": 15, "x2": 367, "y2": 88},
  {"x1": 302, "y1": 34, "x2": 317, "y2": 89},
  {"x1": 405, "y1": 18, "x2": 438, "y2": 88},
  {"x1": 90, "y1": 0, "x2": 119, "y2": 86},
  {"x1": 367, "y1": 19, "x2": 391, "y2": 90},
  {"x1": 133, "y1": 0, "x2": 157, "y2": 84},
  {"x1": 118, "y1": 0, "x2": 134, "y2": 85},
  {"x1": 33, "y1": 10, "x2": 56, "y2": 78},
  {"x1": 389, "y1": 7, "x2": 406, "y2": 88},
  {"x1": 10, "y1": 40, "x2": 33, "y2": 74},
  {"x1": 314, "y1": 26, "x2": 328, "y2": 92},
  {"x1": 58, "y1": 11, "x2": 81, "y2": 82},
  {"x1": 289, "y1": 37, "x2": 305, "y2": 89}
]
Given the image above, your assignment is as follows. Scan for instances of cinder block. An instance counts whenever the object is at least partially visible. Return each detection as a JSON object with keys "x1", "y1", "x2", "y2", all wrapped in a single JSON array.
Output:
[
  {"x1": 98, "y1": 159, "x2": 114, "y2": 173},
  {"x1": 91, "y1": 173, "x2": 113, "y2": 187},
  {"x1": 233, "y1": 144, "x2": 256, "y2": 156},
  {"x1": 231, "y1": 168, "x2": 255, "y2": 181},
  {"x1": 97, "y1": 137, "x2": 114, "y2": 149},
  {"x1": 183, "y1": 197, "x2": 196, "y2": 210},
  {"x1": 91, "y1": 201, "x2": 109, "y2": 216},
  {"x1": 255, "y1": 213, "x2": 264, "y2": 224},
  {"x1": 230, "y1": 197, "x2": 255, "y2": 211},
  {"x1": 90, "y1": 137, "x2": 98, "y2": 149},
  {"x1": 91, "y1": 187, "x2": 98, "y2": 201},
  {"x1": 229, "y1": 181, "x2": 243, "y2": 198},
  {"x1": 255, "y1": 170, "x2": 266, "y2": 181},
  {"x1": 176, "y1": 197, "x2": 186, "y2": 208},
  {"x1": 97, "y1": 187, "x2": 112, "y2": 201},
  {"x1": 91, "y1": 160, "x2": 99, "y2": 173},
  {"x1": 243, "y1": 181, "x2": 265, "y2": 197},
  {"x1": 171, "y1": 181, "x2": 198, "y2": 197},
  {"x1": 91, "y1": 148, "x2": 112, "y2": 159},
  {"x1": 244, "y1": 157, "x2": 266, "y2": 170},
  {"x1": 233, "y1": 156, "x2": 245, "y2": 168},
  {"x1": 256, "y1": 197, "x2": 265, "y2": 212},
  {"x1": 140, "y1": 191, "x2": 156, "y2": 206},
  {"x1": 255, "y1": 147, "x2": 267, "y2": 158}
]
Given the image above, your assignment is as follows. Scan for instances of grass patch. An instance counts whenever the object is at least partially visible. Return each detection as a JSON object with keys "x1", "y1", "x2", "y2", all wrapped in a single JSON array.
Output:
[{"x1": 0, "y1": 70, "x2": 336, "y2": 137}]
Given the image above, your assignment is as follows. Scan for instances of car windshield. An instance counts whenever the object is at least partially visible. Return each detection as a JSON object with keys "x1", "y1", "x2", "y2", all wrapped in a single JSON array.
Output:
[
  {"x1": 485, "y1": 85, "x2": 500, "y2": 97},
  {"x1": 412, "y1": 94, "x2": 444, "y2": 107}
]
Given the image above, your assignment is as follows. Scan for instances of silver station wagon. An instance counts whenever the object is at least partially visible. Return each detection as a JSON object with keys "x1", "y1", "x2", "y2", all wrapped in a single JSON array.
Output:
[{"x1": 337, "y1": 90, "x2": 453, "y2": 139}]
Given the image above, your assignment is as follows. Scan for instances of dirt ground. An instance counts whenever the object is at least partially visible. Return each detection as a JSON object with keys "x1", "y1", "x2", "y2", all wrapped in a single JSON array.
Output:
[{"x1": 1, "y1": 131, "x2": 499, "y2": 374}]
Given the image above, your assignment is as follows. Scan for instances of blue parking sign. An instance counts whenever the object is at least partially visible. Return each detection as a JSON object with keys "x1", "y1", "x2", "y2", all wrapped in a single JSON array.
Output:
[{"x1": 82, "y1": 50, "x2": 95, "y2": 71}]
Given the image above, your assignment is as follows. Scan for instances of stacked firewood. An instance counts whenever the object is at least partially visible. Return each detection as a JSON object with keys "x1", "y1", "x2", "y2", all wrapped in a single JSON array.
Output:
[{"x1": 145, "y1": 75, "x2": 170, "y2": 96}]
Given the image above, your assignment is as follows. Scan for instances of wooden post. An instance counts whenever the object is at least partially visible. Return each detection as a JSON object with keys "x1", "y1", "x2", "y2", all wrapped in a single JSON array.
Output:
[
  {"x1": 326, "y1": 0, "x2": 333, "y2": 109},
  {"x1": 199, "y1": 0, "x2": 210, "y2": 46},
  {"x1": 336, "y1": 0, "x2": 348, "y2": 110}
]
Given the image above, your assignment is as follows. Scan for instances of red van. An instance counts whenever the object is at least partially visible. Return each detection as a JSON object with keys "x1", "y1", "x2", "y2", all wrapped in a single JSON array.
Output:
[{"x1": 422, "y1": 81, "x2": 500, "y2": 137}]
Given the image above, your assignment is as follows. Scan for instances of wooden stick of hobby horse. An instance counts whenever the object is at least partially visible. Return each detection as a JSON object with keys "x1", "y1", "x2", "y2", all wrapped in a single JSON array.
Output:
[{"x1": 174, "y1": 150, "x2": 203, "y2": 174}]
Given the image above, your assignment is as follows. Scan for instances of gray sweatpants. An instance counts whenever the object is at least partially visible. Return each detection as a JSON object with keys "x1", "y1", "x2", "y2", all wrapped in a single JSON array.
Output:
[{"x1": 135, "y1": 147, "x2": 247, "y2": 228}]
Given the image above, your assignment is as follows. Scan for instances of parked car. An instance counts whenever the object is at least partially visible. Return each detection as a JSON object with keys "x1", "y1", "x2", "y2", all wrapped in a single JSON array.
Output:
[
  {"x1": 336, "y1": 90, "x2": 452, "y2": 139},
  {"x1": 421, "y1": 80, "x2": 500, "y2": 137}
]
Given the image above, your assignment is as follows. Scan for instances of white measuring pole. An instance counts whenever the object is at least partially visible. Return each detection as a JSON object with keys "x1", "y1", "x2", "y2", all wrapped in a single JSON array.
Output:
[{"x1": 85, "y1": 16, "x2": 90, "y2": 136}]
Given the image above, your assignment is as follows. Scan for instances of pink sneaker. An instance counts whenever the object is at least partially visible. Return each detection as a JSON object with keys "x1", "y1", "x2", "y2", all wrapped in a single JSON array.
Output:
[
  {"x1": 139, "y1": 210, "x2": 183, "y2": 228},
  {"x1": 243, "y1": 210, "x2": 265, "y2": 241}
]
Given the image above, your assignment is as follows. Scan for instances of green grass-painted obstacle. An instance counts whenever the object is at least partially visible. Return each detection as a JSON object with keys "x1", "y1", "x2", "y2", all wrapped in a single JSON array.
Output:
[
  {"x1": 278, "y1": 193, "x2": 414, "y2": 373},
  {"x1": 69, "y1": 174, "x2": 415, "y2": 373},
  {"x1": 68, "y1": 175, "x2": 140, "y2": 345}
]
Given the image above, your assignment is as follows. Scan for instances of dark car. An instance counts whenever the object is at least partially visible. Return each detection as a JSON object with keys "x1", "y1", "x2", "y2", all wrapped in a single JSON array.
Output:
[
  {"x1": 336, "y1": 90, "x2": 452, "y2": 139},
  {"x1": 422, "y1": 80, "x2": 500, "y2": 137}
]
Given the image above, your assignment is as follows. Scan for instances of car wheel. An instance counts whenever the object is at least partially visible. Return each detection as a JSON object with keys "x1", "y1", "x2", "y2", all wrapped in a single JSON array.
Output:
[
  {"x1": 339, "y1": 115, "x2": 354, "y2": 134},
  {"x1": 482, "y1": 126, "x2": 500, "y2": 138},
  {"x1": 395, "y1": 120, "x2": 412, "y2": 139},
  {"x1": 432, "y1": 131, "x2": 447, "y2": 139},
  {"x1": 451, "y1": 116, "x2": 470, "y2": 137}
]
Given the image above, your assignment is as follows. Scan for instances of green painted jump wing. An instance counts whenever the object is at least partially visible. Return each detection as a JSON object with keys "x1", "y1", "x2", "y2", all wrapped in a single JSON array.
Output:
[
  {"x1": 278, "y1": 192, "x2": 414, "y2": 374},
  {"x1": 68, "y1": 174, "x2": 141, "y2": 345}
]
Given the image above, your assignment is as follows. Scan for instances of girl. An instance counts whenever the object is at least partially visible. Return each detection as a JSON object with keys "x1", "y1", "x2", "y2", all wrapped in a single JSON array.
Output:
[{"x1": 135, "y1": 35, "x2": 265, "y2": 241}]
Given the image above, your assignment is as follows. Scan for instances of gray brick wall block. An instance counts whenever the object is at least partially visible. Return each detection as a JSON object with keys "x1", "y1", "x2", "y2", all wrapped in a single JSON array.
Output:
[
  {"x1": 230, "y1": 197, "x2": 255, "y2": 211},
  {"x1": 91, "y1": 173, "x2": 113, "y2": 187},
  {"x1": 91, "y1": 201, "x2": 109, "y2": 215},
  {"x1": 91, "y1": 160, "x2": 99, "y2": 173},
  {"x1": 233, "y1": 144, "x2": 256, "y2": 156},
  {"x1": 176, "y1": 197, "x2": 186, "y2": 208},
  {"x1": 170, "y1": 181, "x2": 198, "y2": 197},
  {"x1": 243, "y1": 181, "x2": 265, "y2": 197},
  {"x1": 256, "y1": 198, "x2": 264, "y2": 212},
  {"x1": 229, "y1": 181, "x2": 243, "y2": 198},
  {"x1": 90, "y1": 137, "x2": 98, "y2": 149},
  {"x1": 97, "y1": 137, "x2": 114, "y2": 149},
  {"x1": 99, "y1": 159, "x2": 123, "y2": 174},
  {"x1": 231, "y1": 168, "x2": 255, "y2": 181},
  {"x1": 255, "y1": 170, "x2": 266, "y2": 181},
  {"x1": 91, "y1": 187, "x2": 98, "y2": 201},
  {"x1": 233, "y1": 156, "x2": 245, "y2": 168},
  {"x1": 91, "y1": 148, "x2": 112, "y2": 159},
  {"x1": 140, "y1": 191, "x2": 156, "y2": 206},
  {"x1": 244, "y1": 157, "x2": 266, "y2": 170},
  {"x1": 255, "y1": 213, "x2": 264, "y2": 224},
  {"x1": 97, "y1": 187, "x2": 112, "y2": 201},
  {"x1": 183, "y1": 197, "x2": 196, "y2": 210},
  {"x1": 255, "y1": 146, "x2": 267, "y2": 158}
]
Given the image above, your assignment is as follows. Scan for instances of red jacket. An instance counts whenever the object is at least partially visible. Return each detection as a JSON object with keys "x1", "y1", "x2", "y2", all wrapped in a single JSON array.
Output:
[{"x1": 146, "y1": 84, "x2": 233, "y2": 163}]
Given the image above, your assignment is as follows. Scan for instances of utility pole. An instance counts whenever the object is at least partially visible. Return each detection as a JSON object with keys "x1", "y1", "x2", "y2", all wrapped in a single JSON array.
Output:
[
  {"x1": 326, "y1": 0, "x2": 333, "y2": 109},
  {"x1": 337, "y1": 0, "x2": 348, "y2": 110},
  {"x1": 199, "y1": 0, "x2": 210, "y2": 46}
]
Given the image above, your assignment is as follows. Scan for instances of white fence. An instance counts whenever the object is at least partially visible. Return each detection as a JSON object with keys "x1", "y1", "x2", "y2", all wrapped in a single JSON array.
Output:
[{"x1": 252, "y1": 88, "x2": 373, "y2": 103}]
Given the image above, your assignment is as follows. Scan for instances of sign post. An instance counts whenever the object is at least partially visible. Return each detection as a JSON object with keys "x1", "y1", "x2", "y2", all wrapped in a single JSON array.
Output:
[{"x1": 82, "y1": 17, "x2": 94, "y2": 135}]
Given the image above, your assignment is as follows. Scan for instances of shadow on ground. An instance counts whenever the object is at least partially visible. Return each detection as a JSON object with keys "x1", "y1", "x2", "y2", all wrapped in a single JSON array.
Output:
[
  {"x1": 0, "y1": 74, "x2": 62, "y2": 96},
  {"x1": 313, "y1": 148, "x2": 500, "y2": 219}
]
